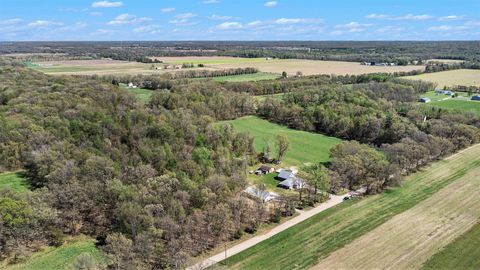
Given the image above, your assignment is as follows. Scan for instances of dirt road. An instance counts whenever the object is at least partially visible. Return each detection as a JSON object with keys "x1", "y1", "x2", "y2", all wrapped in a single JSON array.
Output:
[{"x1": 187, "y1": 194, "x2": 345, "y2": 270}]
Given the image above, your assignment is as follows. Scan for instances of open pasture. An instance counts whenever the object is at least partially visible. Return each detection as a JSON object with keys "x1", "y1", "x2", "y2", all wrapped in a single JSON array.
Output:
[
  {"x1": 5, "y1": 236, "x2": 104, "y2": 270},
  {"x1": 224, "y1": 144, "x2": 480, "y2": 270},
  {"x1": 217, "y1": 116, "x2": 342, "y2": 166},
  {"x1": 404, "y1": 69, "x2": 480, "y2": 88}
]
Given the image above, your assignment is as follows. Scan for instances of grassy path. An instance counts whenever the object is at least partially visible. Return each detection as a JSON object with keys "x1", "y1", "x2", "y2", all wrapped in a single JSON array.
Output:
[
  {"x1": 314, "y1": 157, "x2": 480, "y2": 269},
  {"x1": 224, "y1": 144, "x2": 480, "y2": 269}
]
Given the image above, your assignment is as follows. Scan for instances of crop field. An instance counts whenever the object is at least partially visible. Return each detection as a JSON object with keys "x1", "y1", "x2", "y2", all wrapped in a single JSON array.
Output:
[
  {"x1": 210, "y1": 72, "x2": 281, "y2": 82},
  {"x1": 314, "y1": 155, "x2": 480, "y2": 270},
  {"x1": 217, "y1": 116, "x2": 342, "y2": 166},
  {"x1": 150, "y1": 56, "x2": 268, "y2": 65},
  {"x1": 224, "y1": 144, "x2": 480, "y2": 270},
  {"x1": 6, "y1": 236, "x2": 104, "y2": 270},
  {"x1": 404, "y1": 69, "x2": 480, "y2": 88},
  {"x1": 0, "y1": 172, "x2": 29, "y2": 192},
  {"x1": 422, "y1": 222, "x2": 480, "y2": 270}
]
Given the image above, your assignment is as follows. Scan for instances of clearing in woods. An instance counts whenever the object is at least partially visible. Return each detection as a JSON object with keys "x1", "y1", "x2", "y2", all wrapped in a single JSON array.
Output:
[
  {"x1": 223, "y1": 144, "x2": 480, "y2": 270},
  {"x1": 217, "y1": 116, "x2": 342, "y2": 166},
  {"x1": 0, "y1": 172, "x2": 30, "y2": 192},
  {"x1": 4, "y1": 236, "x2": 104, "y2": 270},
  {"x1": 403, "y1": 69, "x2": 480, "y2": 88},
  {"x1": 422, "y1": 222, "x2": 480, "y2": 270},
  {"x1": 313, "y1": 153, "x2": 480, "y2": 270}
]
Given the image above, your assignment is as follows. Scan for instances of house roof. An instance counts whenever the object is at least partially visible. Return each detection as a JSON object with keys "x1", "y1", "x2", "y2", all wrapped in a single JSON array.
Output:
[
  {"x1": 260, "y1": 165, "x2": 274, "y2": 171},
  {"x1": 278, "y1": 177, "x2": 305, "y2": 189},
  {"x1": 278, "y1": 169, "x2": 295, "y2": 180}
]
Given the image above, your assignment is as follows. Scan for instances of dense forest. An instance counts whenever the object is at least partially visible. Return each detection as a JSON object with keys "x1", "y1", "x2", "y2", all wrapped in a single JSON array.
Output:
[{"x1": 1, "y1": 58, "x2": 480, "y2": 269}]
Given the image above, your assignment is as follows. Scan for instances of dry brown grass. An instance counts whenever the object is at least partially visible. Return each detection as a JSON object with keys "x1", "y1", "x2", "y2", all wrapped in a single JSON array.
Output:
[
  {"x1": 312, "y1": 156, "x2": 480, "y2": 270},
  {"x1": 212, "y1": 59, "x2": 423, "y2": 76}
]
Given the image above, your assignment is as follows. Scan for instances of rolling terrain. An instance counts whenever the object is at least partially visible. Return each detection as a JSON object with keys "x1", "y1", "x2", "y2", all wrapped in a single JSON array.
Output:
[{"x1": 224, "y1": 144, "x2": 480, "y2": 269}]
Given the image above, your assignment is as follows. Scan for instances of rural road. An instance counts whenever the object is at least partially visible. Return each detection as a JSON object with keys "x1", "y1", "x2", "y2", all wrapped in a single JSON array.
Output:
[{"x1": 187, "y1": 194, "x2": 345, "y2": 270}]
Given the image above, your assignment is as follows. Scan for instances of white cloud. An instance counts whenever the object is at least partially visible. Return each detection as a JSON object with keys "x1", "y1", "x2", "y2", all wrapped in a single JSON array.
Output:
[
  {"x1": 208, "y1": 15, "x2": 233, "y2": 20},
  {"x1": 175, "y1": 13, "x2": 197, "y2": 19},
  {"x1": 28, "y1": 20, "x2": 64, "y2": 28},
  {"x1": 275, "y1": 18, "x2": 322, "y2": 24},
  {"x1": 107, "y1": 14, "x2": 152, "y2": 25},
  {"x1": 91, "y1": 1, "x2": 123, "y2": 8},
  {"x1": 439, "y1": 15, "x2": 465, "y2": 21},
  {"x1": 217, "y1": 22, "x2": 244, "y2": 30},
  {"x1": 247, "y1": 20, "x2": 263, "y2": 27},
  {"x1": 465, "y1": 21, "x2": 480, "y2": 26},
  {"x1": 133, "y1": 24, "x2": 161, "y2": 34},
  {"x1": 203, "y1": 0, "x2": 220, "y2": 4},
  {"x1": 161, "y1": 8, "x2": 176, "y2": 13},
  {"x1": 264, "y1": 1, "x2": 278, "y2": 8},
  {"x1": 91, "y1": 28, "x2": 116, "y2": 35},
  {"x1": 335, "y1": 22, "x2": 372, "y2": 33},
  {"x1": 89, "y1": 11, "x2": 103, "y2": 16},
  {"x1": 428, "y1": 25, "x2": 468, "y2": 31},
  {"x1": 0, "y1": 18, "x2": 23, "y2": 25},
  {"x1": 376, "y1": 25, "x2": 405, "y2": 33},
  {"x1": 366, "y1": 13, "x2": 433, "y2": 20}
]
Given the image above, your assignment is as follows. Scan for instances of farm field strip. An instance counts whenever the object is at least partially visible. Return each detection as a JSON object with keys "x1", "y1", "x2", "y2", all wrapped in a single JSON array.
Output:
[
  {"x1": 313, "y1": 161, "x2": 480, "y2": 270},
  {"x1": 422, "y1": 221, "x2": 480, "y2": 270},
  {"x1": 224, "y1": 143, "x2": 480, "y2": 270},
  {"x1": 404, "y1": 69, "x2": 480, "y2": 88},
  {"x1": 210, "y1": 58, "x2": 423, "y2": 76}
]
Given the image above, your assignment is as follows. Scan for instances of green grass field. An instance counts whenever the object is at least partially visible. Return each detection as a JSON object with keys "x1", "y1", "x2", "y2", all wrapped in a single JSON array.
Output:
[
  {"x1": 6, "y1": 237, "x2": 104, "y2": 270},
  {"x1": 427, "y1": 100, "x2": 480, "y2": 115},
  {"x1": 211, "y1": 73, "x2": 281, "y2": 82},
  {"x1": 404, "y1": 69, "x2": 480, "y2": 88},
  {"x1": 422, "y1": 222, "x2": 480, "y2": 270},
  {"x1": 218, "y1": 116, "x2": 342, "y2": 166},
  {"x1": 224, "y1": 144, "x2": 480, "y2": 269},
  {"x1": 0, "y1": 172, "x2": 30, "y2": 192},
  {"x1": 119, "y1": 84, "x2": 154, "y2": 102}
]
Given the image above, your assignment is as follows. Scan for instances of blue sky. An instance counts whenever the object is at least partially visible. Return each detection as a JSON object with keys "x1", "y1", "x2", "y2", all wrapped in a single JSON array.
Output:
[{"x1": 1, "y1": 0, "x2": 479, "y2": 41}]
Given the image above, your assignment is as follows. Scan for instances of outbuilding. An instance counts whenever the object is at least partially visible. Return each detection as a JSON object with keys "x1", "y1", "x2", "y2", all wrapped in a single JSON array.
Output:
[
  {"x1": 277, "y1": 169, "x2": 295, "y2": 180},
  {"x1": 259, "y1": 165, "x2": 275, "y2": 174},
  {"x1": 419, "y1": 97, "x2": 431, "y2": 103}
]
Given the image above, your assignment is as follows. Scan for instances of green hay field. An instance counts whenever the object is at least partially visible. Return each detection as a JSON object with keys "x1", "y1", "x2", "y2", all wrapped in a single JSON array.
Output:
[{"x1": 217, "y1": 116, "x2": 342, "y2": 166}]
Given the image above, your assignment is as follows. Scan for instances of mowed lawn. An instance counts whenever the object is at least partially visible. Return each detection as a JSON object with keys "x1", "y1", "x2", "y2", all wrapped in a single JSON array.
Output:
[
  {"x1": 427, "y1": 99, "x2": 480, "y2": 116},
  {"x1": 6, "y1": 237, "x2": 104, "y2": 270},
  {"x1": 315, "y1": 153, "x2": 480, "y2": 269},
  {"x1": 224, "y1": 144, "x2": 480, "y2": 269},
  {"x1": 422, "y1": 222, "x2": 480, "y2": 270},
  {"x1": 218, "y1": 116, "x2": 342, "y2": 166},
  {"x1": 0, "y1": 172, "x2": 30, "y2": 192},
  {"x1": 404, "y1": 69, "x2": 480, "y2": 88}
]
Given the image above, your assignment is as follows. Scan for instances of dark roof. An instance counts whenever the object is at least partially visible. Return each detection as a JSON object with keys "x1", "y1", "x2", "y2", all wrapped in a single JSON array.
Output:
[{"x1": 260, "y1": 165, "x2": 274, "y2": 171}]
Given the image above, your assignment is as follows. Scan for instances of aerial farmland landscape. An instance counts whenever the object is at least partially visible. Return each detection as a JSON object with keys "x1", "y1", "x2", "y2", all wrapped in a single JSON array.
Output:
[{"x1": 1, "y1": 1, "x2": 480, "y2": 270}]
